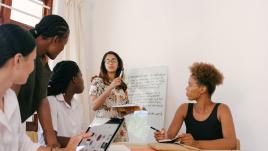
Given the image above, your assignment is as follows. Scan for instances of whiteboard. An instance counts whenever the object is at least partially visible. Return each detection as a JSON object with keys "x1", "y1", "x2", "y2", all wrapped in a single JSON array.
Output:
[{"x1": 125, "y1": 66, "x2": 168, "y2": 143}]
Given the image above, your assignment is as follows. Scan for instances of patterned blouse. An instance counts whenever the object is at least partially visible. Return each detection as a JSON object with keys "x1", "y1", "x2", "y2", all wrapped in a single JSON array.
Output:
[{"x1": 89, "y1": 77, "x2": 129, "y2": 142}]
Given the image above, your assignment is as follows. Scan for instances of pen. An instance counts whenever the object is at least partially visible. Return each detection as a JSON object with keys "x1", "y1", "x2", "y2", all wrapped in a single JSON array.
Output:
[
  {"x1": 119, "y1": 69, "x2": 124, "y2": 78},
  {"x1": 150, "y1": 126, "x2": 160, "y2": 132}
]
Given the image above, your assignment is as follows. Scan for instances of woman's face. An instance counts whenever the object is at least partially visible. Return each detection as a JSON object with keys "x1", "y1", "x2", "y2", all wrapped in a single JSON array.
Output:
[
  {"x1": 104, "y1": 54, "x2": 119, "y2": 73},
  {"x1": 46, "y1": 33, "x2": 69, "y2": 60},
  {"x1": 13, "y1": 49, "x2": 36, "y2": 84},
  {"x1": 186, "y1": 76, "x2": 204, "y2": 101},
  {"x1": 74, "y1": 72, "x2": 84, "y2": 94}
]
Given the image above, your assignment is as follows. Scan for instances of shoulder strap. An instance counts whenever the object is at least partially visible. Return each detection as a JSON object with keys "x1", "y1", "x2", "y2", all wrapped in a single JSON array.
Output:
[
  {"x1": 186, "y1": 103, "x2": 193, "y2": 118},
  {"x1": 211, "y1": 103, "x2": 221, "y2": 119}
]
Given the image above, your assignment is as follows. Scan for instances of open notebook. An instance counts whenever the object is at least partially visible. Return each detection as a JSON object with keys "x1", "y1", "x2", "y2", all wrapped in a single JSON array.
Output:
[{"x1": 152, "y1": 137, "x2": 200, "y2": 150}]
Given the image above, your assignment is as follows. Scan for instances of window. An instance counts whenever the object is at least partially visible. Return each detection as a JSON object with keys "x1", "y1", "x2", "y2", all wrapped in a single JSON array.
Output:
[{"x1": 0, "y1": 0, "x2": 53, "y2": 29}]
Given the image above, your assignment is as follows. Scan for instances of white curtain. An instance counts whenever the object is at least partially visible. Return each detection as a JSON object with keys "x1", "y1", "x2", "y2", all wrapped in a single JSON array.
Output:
[{"x1": 51, "y1": 0, "x2": 94, "y2": 125}]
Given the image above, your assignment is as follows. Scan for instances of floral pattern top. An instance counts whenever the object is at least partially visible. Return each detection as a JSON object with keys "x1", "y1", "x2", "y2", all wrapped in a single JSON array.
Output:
[{"x1": 89, "y1": 77, "x2": 129, "y2": 142}]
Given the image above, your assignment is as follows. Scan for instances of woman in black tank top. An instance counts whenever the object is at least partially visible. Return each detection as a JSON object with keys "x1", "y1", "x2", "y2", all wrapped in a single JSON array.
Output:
[{"x1": 154, "y1": 62, "x2": 237, "y2": 150}]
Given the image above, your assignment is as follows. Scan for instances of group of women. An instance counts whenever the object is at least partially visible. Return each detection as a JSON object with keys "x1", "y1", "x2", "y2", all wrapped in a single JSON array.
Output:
[{"x1": 0, "y1": 14, "x2": 237, "y2": 151}]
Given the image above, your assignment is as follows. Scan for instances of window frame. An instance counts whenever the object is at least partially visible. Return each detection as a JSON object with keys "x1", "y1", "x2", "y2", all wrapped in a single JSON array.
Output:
[{"x1": 0, "y1": 0, "x2": 53, "y2": 29}]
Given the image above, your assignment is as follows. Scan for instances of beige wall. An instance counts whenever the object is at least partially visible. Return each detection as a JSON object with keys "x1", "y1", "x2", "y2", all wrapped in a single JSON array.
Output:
[
  {"x1": 53, "y1": 0, "x2": 268, "y2": 150},
  {"x1": 86, "y1": 0, "x2": 268, "y2": 150}
]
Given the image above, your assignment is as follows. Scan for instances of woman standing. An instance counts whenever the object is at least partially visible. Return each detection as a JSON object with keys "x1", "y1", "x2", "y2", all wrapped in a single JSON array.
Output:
[
  {"x1": 0, "y1": 24, "x2": 89, "y2": 151},
  {"x1": 89, "y1": 51, "x2": 128, "y2": 142},
  {"x1": 13, "y1": 14, "x2": 70, "y2": 147}
]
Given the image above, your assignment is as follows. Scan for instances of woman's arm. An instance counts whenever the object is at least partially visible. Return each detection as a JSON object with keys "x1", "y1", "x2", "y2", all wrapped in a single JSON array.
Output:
[
  {"x1": 56, "y1": 136, "x2": 70, "y2": 148},
  {"x1": 91, "y1": 86, "x2": 113, "y2": 111},
  {"x1": 38, "y1": 98, "x2": 59, "y2": 147},
  {"x1": 91, "y1": 77, "x2": 122, "y2": 111},
  {"x1": 167, "y1": 103, "x2": 188, "y2": 139},
  {"x1": 185, "y1": 104, "x2": 237, "y2": 150},
  {"x1": 37, "y1": 132, "x2": 90, "y2": 151}
]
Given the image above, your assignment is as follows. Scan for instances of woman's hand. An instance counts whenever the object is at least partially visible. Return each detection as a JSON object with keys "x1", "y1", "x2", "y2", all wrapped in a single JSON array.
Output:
[
  {"x1": 109, "y1": 77, "x2": 122, "y2": 89},
  {"x1": 63, "y1": 132, "x2": 91, "y2": 151},
  {"x1": 154, "y1": 128, "x2": 166, "y2": 141},
  {"x1": 178, "y1": 133, "x2": 197, "y2": 147}
]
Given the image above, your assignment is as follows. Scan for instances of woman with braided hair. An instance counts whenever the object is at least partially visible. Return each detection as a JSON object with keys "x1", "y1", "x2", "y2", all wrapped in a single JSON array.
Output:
[
  {"x1": 12, "y1": 15, "x2": 70, "y2": 147},
  {"x1": 38, "y1": 61, "x2": 86, "y2": 147},
  {"x1": 0, "y1": 24, "x2": 90, "y2": 151}
]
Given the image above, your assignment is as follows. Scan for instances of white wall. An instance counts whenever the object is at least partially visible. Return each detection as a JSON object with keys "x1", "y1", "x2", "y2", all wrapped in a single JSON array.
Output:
[
  {"x1": 52, "y1": 0, "x2": 94, "y2": 123},
  {"x1": 85, "y1": 0, "x2": 268, "y2": 150}
]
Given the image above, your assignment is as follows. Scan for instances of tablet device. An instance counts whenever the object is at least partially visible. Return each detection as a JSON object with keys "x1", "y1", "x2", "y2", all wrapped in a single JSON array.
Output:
[{"x1": 76, "y1": 118, "x2": 124, "y2": 151}]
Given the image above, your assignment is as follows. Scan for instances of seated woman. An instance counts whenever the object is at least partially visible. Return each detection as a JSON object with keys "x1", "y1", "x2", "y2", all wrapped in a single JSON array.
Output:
[
  {"x1": 154, "y1": 62, "x2": 237, "y2": 150},
  {"x1": 38, "y1": 61, "x2": 86, "y2": 147}
]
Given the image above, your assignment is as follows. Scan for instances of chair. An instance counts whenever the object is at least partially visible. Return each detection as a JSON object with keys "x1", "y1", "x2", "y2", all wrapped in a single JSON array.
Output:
[
  {"x1": 26, "y1": 113, "x2": 38, "y2": 143},
  {"x1": 26, "y1": 113, "x2": 38, "y2": 131}
]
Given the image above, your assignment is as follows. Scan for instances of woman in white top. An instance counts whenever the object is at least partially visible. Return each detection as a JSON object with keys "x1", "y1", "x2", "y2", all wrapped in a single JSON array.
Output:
[
  {"x1": 89, "y1": 51, "x2": 129, "y2": 142},
  {"x1": 0, "y1": 24, "x2": 89, "y2": 151},
  {"x1": 38, "y1": 61, "x2": 86, "y2": 147}
]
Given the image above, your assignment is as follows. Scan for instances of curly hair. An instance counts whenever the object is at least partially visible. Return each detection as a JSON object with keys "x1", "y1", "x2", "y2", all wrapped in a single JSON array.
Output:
[{"x1": 190, "y1": 62, "x2": 224, "y2": 96}]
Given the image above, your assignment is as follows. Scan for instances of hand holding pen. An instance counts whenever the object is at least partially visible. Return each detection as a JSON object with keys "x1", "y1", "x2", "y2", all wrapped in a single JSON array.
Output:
[
  {"x1": 151, "y1": 127, "x2": 166, "y2": 141},
  {"x1": 109, "y1": 69, "x2": 124, "y2": 89}
]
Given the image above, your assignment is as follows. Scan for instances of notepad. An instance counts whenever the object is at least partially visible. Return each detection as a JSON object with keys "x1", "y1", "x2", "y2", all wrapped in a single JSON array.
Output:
[
  {"x1": 158, "y1": 136, "x2": 180, "y2": 143},
  {"x1": 111, "y1": 104, "x2": 143, "y2": 112}
]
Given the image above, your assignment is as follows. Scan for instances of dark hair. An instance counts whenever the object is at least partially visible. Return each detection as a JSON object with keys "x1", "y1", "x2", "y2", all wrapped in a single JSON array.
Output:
[
  {"x1": 92, "y1": 51, "x2": 127, "y2": 91},
  {"x1": 0, "y1": 24, "x2": 36, "y2": 67},
  {"x1": 29, "y1": 15, "x2": 69, "y2": 38},
  {"x1": 48, "y1": 61, "x2": 80, "y2": 96},
  {"x1": 190, "y1": 62, "x2": 224, "y2": 96}
]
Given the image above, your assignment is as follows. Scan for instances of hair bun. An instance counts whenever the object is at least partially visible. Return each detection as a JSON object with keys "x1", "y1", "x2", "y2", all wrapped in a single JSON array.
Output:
[{"x1": 29, "y1": 28, "x2": 40, "y2": 38}]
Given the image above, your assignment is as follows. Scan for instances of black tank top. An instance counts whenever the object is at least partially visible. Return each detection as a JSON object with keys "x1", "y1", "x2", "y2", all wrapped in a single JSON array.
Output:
[{"x1": 184, "y1": 103, "x2": 223, "y2": 140}]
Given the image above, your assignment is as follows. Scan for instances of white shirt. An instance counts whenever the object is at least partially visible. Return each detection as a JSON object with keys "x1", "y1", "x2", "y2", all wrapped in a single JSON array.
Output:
[
  {"x1": 38, "y1": 94, "x2": 86, "y2": 144},
  {"x1": 0, "y1": 89, "x2": 40, "y2": 151}
]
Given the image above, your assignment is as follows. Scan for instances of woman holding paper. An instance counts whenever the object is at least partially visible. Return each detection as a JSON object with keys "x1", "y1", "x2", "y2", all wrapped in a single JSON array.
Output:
[
  {"x1": 89, "y1": 51, "x2": 129, "y2": 142},
  {"x1": 154, "y1": 62, "x2": 237, "y2": 150}
]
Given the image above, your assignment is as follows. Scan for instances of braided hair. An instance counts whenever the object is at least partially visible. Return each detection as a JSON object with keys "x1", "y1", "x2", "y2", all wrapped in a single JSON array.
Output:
[
  {"x1": 29, "y1": 15, "x2": 69, "y2": 39},
  {"x1": 48, "y1": 61, "x2": 80, "y2": 96}
]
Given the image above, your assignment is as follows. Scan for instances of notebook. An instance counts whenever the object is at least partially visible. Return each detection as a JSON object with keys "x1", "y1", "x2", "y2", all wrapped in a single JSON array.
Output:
[
  {"x1": 111, "y1": 104, "x2": 144, "y2": 112},
  {"x1": 158, "y1": 136, "x2": 180, "y2": 143},
  {"x1": 76, "y1": 118, "x2": 124, "y2": 151},
  {"x1": 154, "y1": 136, "x2": 200, "y2": 150}
]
